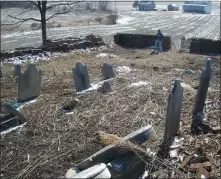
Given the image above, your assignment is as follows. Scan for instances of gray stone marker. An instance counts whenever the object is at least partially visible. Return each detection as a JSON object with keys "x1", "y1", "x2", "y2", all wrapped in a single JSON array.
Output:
[
  {"x1": 191, "y1": 58, "x2": 212, "y2": 133},
  {"x1": 97, "y1": 82, "x2": 112, "y2": 94},
  {"x1": 18, "y1": 64, "x2": 42, "y2": 102},
  {"x1": 14, "y1": 64, "x2": 21, "y2": 76},
  {"x1": 76, "y1": 125, "x2": 155, "y2": 171},
  {"x1": 0, "y1": 103, "x2": 26, "y2": 133},
  {"x1": 0, "y1": 61, "x2": 3, "y2": 78},
  {"x1": 101, "y1": 63, "x2": 115, "y2": 80},
  {"x1": 163, "y1": 80, "x2": 183, "y2": 144},
  {"x1": 73, "y1": 62, "x2": 90, "y2": 92}
]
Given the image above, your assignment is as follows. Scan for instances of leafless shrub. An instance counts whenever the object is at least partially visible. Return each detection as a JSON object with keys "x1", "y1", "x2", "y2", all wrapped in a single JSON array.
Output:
[
  {"x1": 106, "y1": 14, "x2": 118, "y2": 25},
  {"x1": 95, "y1": 16, "x2": 103, "y2": 24}
]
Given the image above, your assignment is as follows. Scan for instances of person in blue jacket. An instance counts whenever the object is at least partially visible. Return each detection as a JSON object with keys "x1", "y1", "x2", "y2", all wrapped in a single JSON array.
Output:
[{"x1": 155, "y1": 29, "x2": 163, "y2": 53}]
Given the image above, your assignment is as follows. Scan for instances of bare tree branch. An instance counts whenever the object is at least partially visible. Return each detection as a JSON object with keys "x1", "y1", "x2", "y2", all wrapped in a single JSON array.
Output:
[
  {"x1": 8, "y1": 14, "x2": 41, "y2": 22},
  {"x1": 46, "y1": 9, "x2": 71, "y2": 21}
]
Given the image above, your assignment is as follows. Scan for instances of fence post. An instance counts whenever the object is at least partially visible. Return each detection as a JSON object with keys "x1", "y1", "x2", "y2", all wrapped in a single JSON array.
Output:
[
  {"x1": 191, "y1": 58, "x2": 212, "y2": 133},
  {"x1": 163, "y1": 80, "x2": 183, "y2": 145}
]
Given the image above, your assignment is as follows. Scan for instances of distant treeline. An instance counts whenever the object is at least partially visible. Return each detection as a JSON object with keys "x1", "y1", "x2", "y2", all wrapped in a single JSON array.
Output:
[{"x1": 1, "y1": 1, "x2": 31, "y2": 8}]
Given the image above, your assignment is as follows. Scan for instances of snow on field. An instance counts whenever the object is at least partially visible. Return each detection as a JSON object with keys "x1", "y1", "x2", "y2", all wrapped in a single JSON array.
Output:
[
  {"x1": 117, "y1": 16, "x2": 134, "y2": 25},
  {"x1": 1, "y1": 6, "x2": 220, "y2": 51}
]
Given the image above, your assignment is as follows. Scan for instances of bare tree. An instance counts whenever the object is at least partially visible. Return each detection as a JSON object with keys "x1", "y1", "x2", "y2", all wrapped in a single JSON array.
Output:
[
  {"x1": 7, "y1": 1, "x2": 77, "y2": 46},
  {"x1": 98, "y1": 1, "x2": 109, "y2": 11}
]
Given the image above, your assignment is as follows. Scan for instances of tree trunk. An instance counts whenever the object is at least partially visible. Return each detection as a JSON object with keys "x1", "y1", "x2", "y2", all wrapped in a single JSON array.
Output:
[
  {"x1": 41, "y1": 14, "x2": 47, "y2": 45},
  {"x1": 39, "y1": 1, "x2": 47, "y2": 46}
]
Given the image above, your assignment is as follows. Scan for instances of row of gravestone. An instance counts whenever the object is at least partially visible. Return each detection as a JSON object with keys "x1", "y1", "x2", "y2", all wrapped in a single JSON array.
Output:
[
  {"x1": 0, "y1": 62, "x2": 115, "y2": 133},
  {"x1": 73, "y1": 62, "x2": 115, "y2": 92},
  {"x1": 11, "y1": 62, "x2": 115, "y2": 103},
  {"x1": 163, "y1": 58, "x2": 212, "y2": 148}
]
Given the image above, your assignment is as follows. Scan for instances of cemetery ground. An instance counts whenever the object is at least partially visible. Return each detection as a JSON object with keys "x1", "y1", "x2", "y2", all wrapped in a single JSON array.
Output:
[{"x1": 1, "y1": 47, "x2": 220, "y2": 178}]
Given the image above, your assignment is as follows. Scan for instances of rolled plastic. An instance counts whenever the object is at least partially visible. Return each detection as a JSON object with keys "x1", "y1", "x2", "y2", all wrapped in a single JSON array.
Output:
[{"x1": 71, "y1": 163, "x2": 111, "y2": 179}]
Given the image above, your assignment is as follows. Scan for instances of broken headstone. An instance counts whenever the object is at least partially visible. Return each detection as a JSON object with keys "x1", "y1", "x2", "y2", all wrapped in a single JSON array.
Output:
[
  {"x1": 76, "y1": 125, "x2": 155, "y2": 171},
  {"x1": 18, "y1": 64, "x2": 42, "y2": 102},
  {"x1": 73, "y1": 62, "x2": 90, "y2": 92},
  {"x1": 101, "y1": 63, "x2": 115, "y2": 80},
  {"x1": 0, "y1": 103, "x2": 26, "y2": 133},
  {"x1": 97, "y1": 82, "x2": 112, "y2": 94}
]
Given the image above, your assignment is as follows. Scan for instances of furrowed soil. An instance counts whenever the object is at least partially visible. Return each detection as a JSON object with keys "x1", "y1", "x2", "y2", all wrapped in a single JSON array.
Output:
[{"x1": 0, "y1": 47, "x2": 220, "y2": 178}]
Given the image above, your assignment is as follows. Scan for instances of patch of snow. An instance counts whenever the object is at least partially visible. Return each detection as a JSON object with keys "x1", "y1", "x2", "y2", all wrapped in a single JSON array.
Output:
[
  {"x1": 201, "y1": 175, "x2": 206, "y2": 179},
  {"x1": 130, "y1": 81, "x2": 150, "y2": 87},
  {"x1": 16, "y1": 99, "x2": 38, "y2": 111},
  {"x1": 115, "y1": 66, "x2": 131, "y2": 73},
  {"x1": 96, "y1": 53, "x2": 116, "y2": 59},
  {"x1": 66, "y1": 111, "x2": 74, "y2": 115},
  {"x1": 117, "y1": 16, "x2": 133, "y2": 25},
  {"x1": 1, "y1": 122, "x2": 27, "y2": 135},
  {"x1": 169, "y1": 149, "x2": 178, "y2": 158},
  {"x1": 181, "y1": 83, "x2": 195, "y2": 91},
  {"x1": 76, "y1": 78, "x2": 113, "y2": 95},
  {"x1": 150, "y1": 112, "x2": 157, "y2": 115}
]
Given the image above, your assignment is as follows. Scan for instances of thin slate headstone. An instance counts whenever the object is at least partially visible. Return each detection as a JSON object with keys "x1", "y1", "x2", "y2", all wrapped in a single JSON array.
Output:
[
  {"x1": 163, "y1": 80, "x2": 183, "y2": 144},
  {"x1": 101, "y1": 63, "x2": 115, "y2": 80},
  {"x1": 73, "y1": 62, "x2": 90, "y2": 92},
  {"x1": 18, "y1": 64, "x2": 42, "y2": 102},
  {"x1": 14, "y1": 64, "x2": 21, "y2": 76},
  {"x1": 191, "y1": 58, "x2": 212, "y2": 134},
  {"x1": 192, "y1": 58, "x2": 212, "y2": 116},
  {"x1": 0, "y1": 61, "x2": 3, "y2": 78}
]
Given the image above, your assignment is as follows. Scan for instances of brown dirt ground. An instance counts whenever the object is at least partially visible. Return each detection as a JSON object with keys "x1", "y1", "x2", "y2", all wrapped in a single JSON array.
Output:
[{"x1": 0, "y1": 47, "x2": 220, "y2": 179}]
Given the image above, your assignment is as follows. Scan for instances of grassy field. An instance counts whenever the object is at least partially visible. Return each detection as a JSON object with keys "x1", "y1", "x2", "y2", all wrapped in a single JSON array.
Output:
[{"x1": 1, "y1": 47, "x2": 220, "y2": 178}]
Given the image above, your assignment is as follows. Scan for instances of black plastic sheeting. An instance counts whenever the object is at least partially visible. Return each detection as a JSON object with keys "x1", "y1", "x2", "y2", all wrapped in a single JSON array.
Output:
[
  {"x1": 188, "y1": 38, "x2": 221, "y2": 54},
  {"x1": 114, "y1": 33, "x2": 171, "y2": 51}
]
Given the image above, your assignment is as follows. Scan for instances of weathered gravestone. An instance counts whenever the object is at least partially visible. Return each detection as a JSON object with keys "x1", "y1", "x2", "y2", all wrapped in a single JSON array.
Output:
[
  {"x1": 101, "y1": 63, "x2": 115, "y2": 80},
  {"x1": 0, "y1": 103, "x2": 26, "y2": 133},
  {"x1": 73, "y1": 62, "x2": 90, "y2": 92},
  {"x1": 163, "y1": 80, "x2": 183, "y2": 145},
  {"x1": 0, "y1": 61, "x2": 3, "y2": 78},
  {"x1": 97, "y1": 82, "x2": 112, "y2": 94},
  {"x1": 191, "y1": 58, "x2": 212, "y2": 134},
  {"x1": 14, "y1": 64, "x2": 21, "y2": 76},
  {"x1": 18, "y1": 64, "x2": 42, "y2": 102}
]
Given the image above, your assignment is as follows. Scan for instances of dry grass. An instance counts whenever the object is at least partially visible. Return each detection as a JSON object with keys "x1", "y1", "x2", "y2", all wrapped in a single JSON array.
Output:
[{"x1": 0, "y1": 47, "x2": 220, "y2": 178}]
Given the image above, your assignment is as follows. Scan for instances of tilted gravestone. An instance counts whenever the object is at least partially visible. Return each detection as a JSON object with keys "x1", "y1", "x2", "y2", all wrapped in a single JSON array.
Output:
[
  {"x1": 14, "y1": 64, "x2": 21, "y2": 76},
  {"x1": 191, "y1": 58, "x2": 212, "y2": 133},
  {"x1": 73, "y1": 62, "x2": 90, "y2": 92},
  {"x1": 163, "y1": 80, "x2": 183, "y2": 144},
  {"x1": 0, "y1": 103, "x2": 26, "y2": 133},
  {"x1": 18, "y1": 64, "x2": 42, "y2": 102},
  {"x1": 101, "y1": 63, "x2": 115, "y2": 80}
]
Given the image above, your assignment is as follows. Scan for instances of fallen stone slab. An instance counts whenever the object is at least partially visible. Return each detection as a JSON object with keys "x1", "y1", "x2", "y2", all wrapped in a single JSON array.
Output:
[
  {"x1": 76, "y1": 125, "x2": 156, "y2": 171},
  {"x1": 0, "y1": 103, "x2": 26, "y2": 134}
]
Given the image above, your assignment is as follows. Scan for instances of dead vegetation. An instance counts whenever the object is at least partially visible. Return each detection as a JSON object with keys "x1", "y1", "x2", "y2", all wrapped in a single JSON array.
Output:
[{"x1": 0, "y1": 47, "x2": 220, "y2": 178}]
